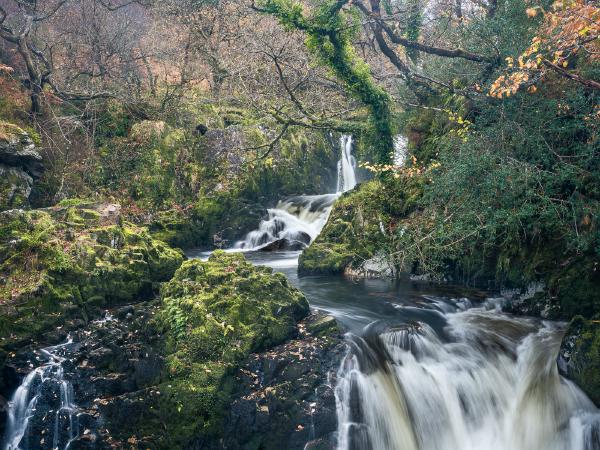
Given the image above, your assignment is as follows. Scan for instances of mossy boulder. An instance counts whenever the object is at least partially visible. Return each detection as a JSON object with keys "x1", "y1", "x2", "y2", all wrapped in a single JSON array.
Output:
[
  {"x1": 0, "y1": 122, "x2": 43, "y2": 211},
  {"x1": 558, "y1": 316, "x2": 600, "y2": 406},
  {"x1": 162, "y1": 252, "x2": 309, "y2": 355},
  {"x1": 0, "y1": 203, "x2": 184, "y2": 357},
  {"x1": 299, "y1": 178, "x2": 422, "y2": 276},
  {"x1": 103, "y1": 251, "x2": 309, "y2": 447}
]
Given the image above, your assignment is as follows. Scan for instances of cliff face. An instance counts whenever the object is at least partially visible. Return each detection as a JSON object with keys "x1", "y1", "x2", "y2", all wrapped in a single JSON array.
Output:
[{"x1": 0, "y1": 122, "x2": 43, "y2": 211}]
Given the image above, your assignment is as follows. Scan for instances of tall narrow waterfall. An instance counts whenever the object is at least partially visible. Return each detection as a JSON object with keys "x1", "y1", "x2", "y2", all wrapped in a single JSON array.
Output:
[
  {"x1": 235, "y1": 135, "x2": 357, "y2": 250},
  {"x1": 3, "y1": 339, "x2": 80, "y2": 450},
  {"x1": 337, "y1": 135, "x2": 357, "y2": 193},
  {"x1": 335, "y1": 299, "x2": 600, "y2": 450},
  {"x1": 393, "y1": 135, "x2": 408, "y2": 167}
]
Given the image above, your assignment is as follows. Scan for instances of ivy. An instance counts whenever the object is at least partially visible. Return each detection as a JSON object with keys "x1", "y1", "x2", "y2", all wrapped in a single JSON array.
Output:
[{"x1": 258, "y1": 0, "x2": 394, "y2": 163}]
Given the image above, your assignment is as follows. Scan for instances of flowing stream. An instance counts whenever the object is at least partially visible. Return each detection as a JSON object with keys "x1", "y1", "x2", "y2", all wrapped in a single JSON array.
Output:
[
  {"x1": 6, "y1": 133, "x2": 600, "y2": 449},
  {"x1": 198, "y1": 132, "x2": 600, "y2": 449},
  {"x1": 234, "y1": 135, "x2": 357, "y2": 250},
  {"x1": 3, "y1": 339, "x2": 79, "y2": 450}
]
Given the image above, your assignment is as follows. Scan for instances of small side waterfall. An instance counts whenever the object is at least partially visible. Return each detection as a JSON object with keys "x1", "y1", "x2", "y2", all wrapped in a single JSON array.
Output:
[
  {"x1": 235, "y1": 135, "x2": 357, "y2": 251},
  {"x1": 337, "y1": 135, "x2": 357, "y2": 193},
  {"x1": 393, "y1": 135, "x2": 408, "y2": 167},
  {"x1": 3, "y1": 339, "x2": 80, "y2": 450},
  {"x1": 335, "y1": 301, "x2": 600, "y2": 450}
]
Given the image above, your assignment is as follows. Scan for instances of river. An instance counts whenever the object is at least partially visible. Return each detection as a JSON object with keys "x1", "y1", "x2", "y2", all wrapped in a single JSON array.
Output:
[
  {"x1": 188, "y1": 133, "x2": 600, "y2": 449},
  {"x1": 188, "y1": 249, "x2": 600, "y2": 450},
  {"x1": 5, "y1": 135, "x2": 600, "y2": 449}
]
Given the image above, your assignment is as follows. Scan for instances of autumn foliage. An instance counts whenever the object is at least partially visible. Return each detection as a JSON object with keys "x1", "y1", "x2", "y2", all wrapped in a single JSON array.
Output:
[{"x1": 490, "y1": 0, "x2": 600, "y2": 98}]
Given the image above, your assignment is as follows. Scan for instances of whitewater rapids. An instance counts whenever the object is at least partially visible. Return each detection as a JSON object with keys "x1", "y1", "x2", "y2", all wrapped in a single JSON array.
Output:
[{"x1": 335, "y1": 298, "x2": 600, "y2": 450}]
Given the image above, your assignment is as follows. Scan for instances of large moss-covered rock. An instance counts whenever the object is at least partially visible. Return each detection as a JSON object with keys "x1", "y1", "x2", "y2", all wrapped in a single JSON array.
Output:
[
  {"x1": 299, "y1": 178, "x2": 421, "y2": 276},
  {"x1": 0, "y1": 202, "x2": 184, "y2": 355},
  {"x1": 558, "y1": 316, "x2": 600, "y2": 406},
  {"x1": 102, "y1": 251, "x2": 310, "y2": 447},
  {"x1": 0, "y1": 122, "x2": 43, "y2": 211}
]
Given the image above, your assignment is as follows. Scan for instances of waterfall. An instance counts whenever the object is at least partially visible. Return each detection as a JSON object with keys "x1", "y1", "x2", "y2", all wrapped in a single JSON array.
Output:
[
  {"x1": 334, "y1": 301, "x2": 600, "y2": 450},
  {"x1": 235, "y1": 135, "x2": 357, "y2": 251},
  {"x1": 337, "y1": 135, "x2": 357, "y2": 193},
  {"x1": 3, "y1": 338, "x2": 80, "y2": 450},
  {"x1": 393, "y1": 135, "x2": 408, "y2": 167}
]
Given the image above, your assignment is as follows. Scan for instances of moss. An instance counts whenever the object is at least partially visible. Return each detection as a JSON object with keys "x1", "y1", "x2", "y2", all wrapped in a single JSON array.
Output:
[
  {"x1": 0, "y1": 203, "x2": 184, "y2": 354},
  {"x1": 0, "y1": 166, "x2": 32, "y2": 210},
  {"x1": 548, "y1": 257, "x2": 600, "y2": 318},
  {"x1": 299, "y1": 177, "x2": 423, "y2": 275},
  {"x1": 562, "y1": 316, "x2": 600, "y2": 406},
  {"x1": 57, "y1": 198, "x2": 92, "y2": 207},
  {"x1": 0, "y1": 121, "x2": 27, "y2": 143},
  {"x1": 106, "y1": 251, "x2": 309, "y2": 448}
]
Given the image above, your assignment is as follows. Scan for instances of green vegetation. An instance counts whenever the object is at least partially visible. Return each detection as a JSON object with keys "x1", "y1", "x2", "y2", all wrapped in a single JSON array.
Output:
[
  {"x1": 299, "y1": 176, "x2": 424, "y2": 275},
  {"x1": 107, "y1": 251, "x2": 309, "y2": 447},
  {"x1": 0, "y1": 204, "x2": 183, "y2": 354},
  {"x1": 296, "y1": 0, "x2": 600, "y2": 322},
  {"x1": 0, "y1": 0, "x2": 599, "y2": 428},
  {"x1": 259, "y1": 0, "x2": 394, "y2": 163},
  {"x1": 562, "y1": 316, "x2": 600, "y2": 405}
]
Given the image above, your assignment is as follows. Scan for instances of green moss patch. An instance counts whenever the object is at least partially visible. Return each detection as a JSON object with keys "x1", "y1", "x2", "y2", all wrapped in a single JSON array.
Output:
[
  {"x1": 145, "y1": 251, "x2": 309, "y2": 446},
  {"x1": 0, "y1": 203, "x2": 184, "y2": 354},
  {"x1": 561, "y1": 316, "x2": 600, "y2": 406},
  {"x1": 299, "y1": 177, "x2": 423, "y2": 275}
]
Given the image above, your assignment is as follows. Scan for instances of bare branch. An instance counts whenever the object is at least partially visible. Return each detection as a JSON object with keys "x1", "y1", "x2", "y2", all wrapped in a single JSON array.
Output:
[
  {"x1": 354, "y1": 0, "x2": 495, "y2": 64},
  {"x1": 542, "y1": 59, "x2": 600, "y2": 91}
]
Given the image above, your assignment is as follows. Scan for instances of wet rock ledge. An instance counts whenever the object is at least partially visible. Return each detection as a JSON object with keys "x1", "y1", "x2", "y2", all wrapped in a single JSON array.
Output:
[
  {"x1": 558, "y1": 315, "x2": 600, "y2": 407},
  {"x1": 1, "y1": 248, "x2": 344, "y2": 449}
]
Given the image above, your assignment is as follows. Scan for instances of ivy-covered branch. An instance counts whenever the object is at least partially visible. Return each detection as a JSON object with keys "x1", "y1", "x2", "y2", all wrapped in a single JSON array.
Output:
[{"x1": 255, "y1": 0, "x2": 394, "y2": 163}]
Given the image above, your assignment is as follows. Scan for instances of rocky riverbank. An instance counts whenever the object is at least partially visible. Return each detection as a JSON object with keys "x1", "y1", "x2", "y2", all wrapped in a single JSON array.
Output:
[{"x1": 1, "y1": 237, "x2": 344, "y2": 449}]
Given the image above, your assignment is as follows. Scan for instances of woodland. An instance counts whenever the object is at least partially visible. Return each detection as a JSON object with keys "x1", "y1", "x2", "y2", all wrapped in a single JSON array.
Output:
[{"x1": 0, "y1": 0, "x2": 599, "y2": 448}]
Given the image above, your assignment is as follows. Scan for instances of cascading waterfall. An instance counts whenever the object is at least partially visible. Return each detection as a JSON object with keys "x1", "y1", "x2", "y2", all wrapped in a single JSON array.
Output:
[
  {"x1": 335, "y1": 299, "x2": 600, "y2": 450},
  {"x1": 337, "y1": 135, "x2": 357, "y2": 193},
  {"x1": 3, "y1": 339, "x2": 80, "y2": 450},
  {"x1": 393, "y1": 135, "x2": 408, "y2": 167},
  {"x1": 235, "y1": 135, "x2": 357, "y2": 250}
]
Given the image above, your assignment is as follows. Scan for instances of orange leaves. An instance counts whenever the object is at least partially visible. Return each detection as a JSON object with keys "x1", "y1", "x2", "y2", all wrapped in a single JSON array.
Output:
[
  {"x1": 526, "y1": 7, "x2": 539, "y2": 17},
  {"x1": 490, "y1": 0, "x2": 599, "y2": 97}
]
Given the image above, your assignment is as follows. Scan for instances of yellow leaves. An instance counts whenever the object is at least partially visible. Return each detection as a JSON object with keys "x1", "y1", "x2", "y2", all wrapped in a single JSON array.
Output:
[
  {"x1": 490, "y1": 0, "x2": 599, "y2": 98},
  {"x1": 360, "y1": 156, "x2": 441, "y2": 181},
  {"x1": 527, "y1": 85, "x2": 538, "y2": 93},
  {"x1": 526, "y1": 7, "x2": 538, "y2": 17}
]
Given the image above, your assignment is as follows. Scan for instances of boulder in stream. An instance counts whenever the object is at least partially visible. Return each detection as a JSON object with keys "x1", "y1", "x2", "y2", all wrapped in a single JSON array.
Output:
[
  {"x1": 558, "y1": 315, "x2": 600, "y2": 406},
  {"x1": 258, "y1": 236, "x2": 309, "y2": 252}
]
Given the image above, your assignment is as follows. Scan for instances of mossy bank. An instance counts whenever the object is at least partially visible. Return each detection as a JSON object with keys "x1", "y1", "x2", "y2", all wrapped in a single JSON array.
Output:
[{"x1": 0, "y1": 202, "x2": 183, "y2": 394}]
